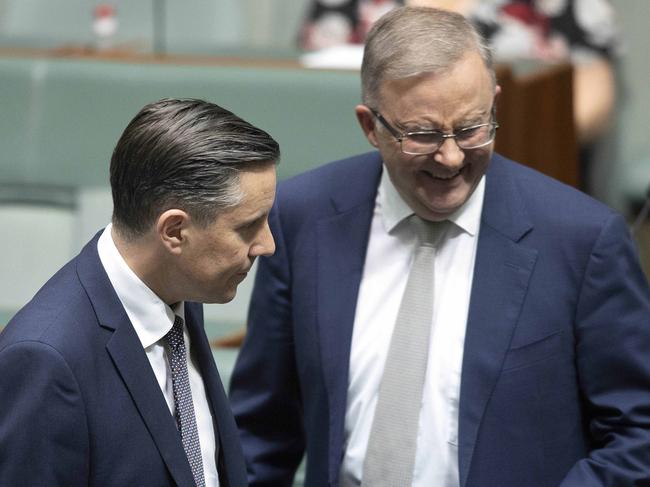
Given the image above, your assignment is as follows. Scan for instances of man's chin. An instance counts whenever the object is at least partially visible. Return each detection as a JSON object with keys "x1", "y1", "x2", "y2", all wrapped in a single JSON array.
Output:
[
  {"x1": 203, "y1": 288, "x2": 237, "y2": 305},
  {"x1": 415, "y1": 197, "x2": 465, "y2": 221},
  {"x1": 419, "y1": 186, "x2": 475, "y2": 219}
]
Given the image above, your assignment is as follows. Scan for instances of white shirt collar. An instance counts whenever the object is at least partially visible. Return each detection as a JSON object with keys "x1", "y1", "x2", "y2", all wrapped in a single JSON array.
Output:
[
  {"x1": 379, "y1": 166, "x2": 485, "y2": 237},
  {"x1": 97, "y1": 224, "x2": 184, "y2": 349}
]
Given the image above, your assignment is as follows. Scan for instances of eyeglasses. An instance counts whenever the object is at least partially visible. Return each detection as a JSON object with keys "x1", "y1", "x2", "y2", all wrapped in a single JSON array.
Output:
[{"x1": 369, "y1": 107, "x2": 499, "y2": 155}]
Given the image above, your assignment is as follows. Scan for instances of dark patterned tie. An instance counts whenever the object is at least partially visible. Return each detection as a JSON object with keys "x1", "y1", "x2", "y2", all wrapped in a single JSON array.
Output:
[
  {"x1": 362, "y1": 217, "x2": 447, "y2": 487},
  {"x1": 165, "y1": 315, "x2": 206, "y2": 487}
]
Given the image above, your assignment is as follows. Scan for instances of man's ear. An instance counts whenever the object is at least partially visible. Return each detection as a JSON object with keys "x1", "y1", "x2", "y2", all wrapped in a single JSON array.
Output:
[
  {"x1": 355, "y1": 104, "x2": 380, "y2": 148},
  {"x1": 156, "y1": 209, "x2": 190, "y2": 255},
  {"x1": 493, "y1": 84, "x2": 502, "y2": 108}
]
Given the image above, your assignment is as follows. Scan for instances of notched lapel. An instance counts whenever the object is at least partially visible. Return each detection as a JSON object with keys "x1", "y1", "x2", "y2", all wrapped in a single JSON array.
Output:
[
  {"x1": 184, "y1": 305, "x2": 248, "y2": 487},
  {"x1": 76, "y1": 236, "x2": 196, "y2": 487},
  {"x1": 106, "y1": 321, "x2": 197, "y2": 487},
  {"x1": 457, "y1": 223, "x2": 537, "y2": 487},
  {"x1": 317, "y1": 202, "x2": 375, "y2": 485},
  {"x1": 184, "y1": 306, "x2": 221, "y2": 453}
]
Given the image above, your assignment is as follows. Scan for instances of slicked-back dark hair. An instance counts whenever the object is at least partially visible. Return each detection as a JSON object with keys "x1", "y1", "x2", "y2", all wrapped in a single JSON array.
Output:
[{"x1": 110, "y1": 98, "x2": 280, "y2": 240}]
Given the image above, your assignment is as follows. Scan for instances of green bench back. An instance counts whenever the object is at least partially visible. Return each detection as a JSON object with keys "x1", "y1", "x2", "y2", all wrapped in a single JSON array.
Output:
[{"x1": 0, "y1": 56, "x2": 368, "y2": 188}]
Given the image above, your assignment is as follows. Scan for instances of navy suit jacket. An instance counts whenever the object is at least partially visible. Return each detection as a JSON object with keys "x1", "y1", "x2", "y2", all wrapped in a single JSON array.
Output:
[
  {"x1": 0, "y1": 233, "x2": 248, "y2": 487},
  {"x1": 230, "y1": 151, "x2": 650, "y2": 486}
]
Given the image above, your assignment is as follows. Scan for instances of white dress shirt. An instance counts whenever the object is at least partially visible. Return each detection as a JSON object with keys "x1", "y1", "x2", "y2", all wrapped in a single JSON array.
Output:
[
  {"x1": 97, "y1": 224, "x2": 220, "y2": 486},
  {"x1": 340, "y1": 170, "x2": 485, "y2": 487}
]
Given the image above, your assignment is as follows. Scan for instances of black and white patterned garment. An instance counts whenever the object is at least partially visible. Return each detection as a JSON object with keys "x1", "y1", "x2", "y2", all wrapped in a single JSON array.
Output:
[
  {"x1": 470, "y1": 0, "x2": 621, "y2": 64},
  {"x1": 299, "y1": 0, "x2": 402, "y2": 50},
  {"x1": 299, "y1": 0, "x2": 621, "y2": 64}
]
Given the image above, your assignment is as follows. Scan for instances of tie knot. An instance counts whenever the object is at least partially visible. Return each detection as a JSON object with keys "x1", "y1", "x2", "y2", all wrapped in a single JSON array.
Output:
[
  {"x1": 410, "y1": 215, "x2": 447, "y2": 248},
  {"x1": 165, "y1": 315, "x2": 185, "y2": 350}
]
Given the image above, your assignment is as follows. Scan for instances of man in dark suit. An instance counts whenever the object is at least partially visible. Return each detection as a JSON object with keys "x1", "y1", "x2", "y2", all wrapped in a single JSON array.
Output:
[
  {"x1": 0, "y1": 98, "x2": 279, "y2": 486},
  {"x1": 229, "y1": 7, "x2": 650, "y2": 487}
]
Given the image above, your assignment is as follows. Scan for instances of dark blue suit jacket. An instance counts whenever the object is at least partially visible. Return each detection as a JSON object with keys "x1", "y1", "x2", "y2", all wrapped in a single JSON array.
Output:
[
  {"x1": 230, "y1": 152, "x2": 650, "y2": 486},
  {"x1": 0, "y1": 233, "x2": 248, "y2": 486}
]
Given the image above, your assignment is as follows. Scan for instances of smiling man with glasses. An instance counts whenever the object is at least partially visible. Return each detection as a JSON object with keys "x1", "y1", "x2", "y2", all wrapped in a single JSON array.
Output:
[{"x1": 230, "y1": 6, "x2": 650, "y2": 487}]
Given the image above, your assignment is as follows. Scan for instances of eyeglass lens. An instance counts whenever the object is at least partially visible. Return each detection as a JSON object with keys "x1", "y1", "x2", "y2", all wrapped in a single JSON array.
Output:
[{"x1": 402, "y1": 124, "x2": 496, "y2": 154}]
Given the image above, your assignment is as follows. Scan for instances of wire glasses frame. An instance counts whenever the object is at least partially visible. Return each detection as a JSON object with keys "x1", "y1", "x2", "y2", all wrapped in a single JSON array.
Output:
[{"x1": 369, "y1": 107, "x2": 499, "y2": 155}]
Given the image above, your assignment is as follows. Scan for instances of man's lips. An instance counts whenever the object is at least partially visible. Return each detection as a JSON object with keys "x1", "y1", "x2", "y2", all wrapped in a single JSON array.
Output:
[
  {"x1": 420, "y1": 165, "x2": 467, "y2": 181},
  {"x1": 236, "y1": 267, "x2": 251, "y2": 278}
]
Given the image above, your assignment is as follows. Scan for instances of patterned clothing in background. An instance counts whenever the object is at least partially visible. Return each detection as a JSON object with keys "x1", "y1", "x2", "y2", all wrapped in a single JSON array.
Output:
[
  {"x1": 299, "y1": 0, "x2": 621, "y2": 64},
  {"x1": 300, "y1": 0, "x2": 403, "y2": 50},
  {"x1": 471, "y1": 0, "x2": 621, "y2": 63}
]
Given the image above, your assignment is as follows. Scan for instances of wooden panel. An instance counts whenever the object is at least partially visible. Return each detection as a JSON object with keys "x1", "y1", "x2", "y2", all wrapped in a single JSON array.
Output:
[{"x1": 495, "y1": 63, "x2": 578, "y2": 187}]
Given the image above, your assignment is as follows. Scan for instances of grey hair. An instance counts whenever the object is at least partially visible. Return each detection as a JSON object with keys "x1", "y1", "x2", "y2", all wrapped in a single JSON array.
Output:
[
  {"x1": 110, "y1": 98, "x2": 279, "y2": 240},
  {"x1": 361, "y1": 6, "x2": 495, "y2": 108}
]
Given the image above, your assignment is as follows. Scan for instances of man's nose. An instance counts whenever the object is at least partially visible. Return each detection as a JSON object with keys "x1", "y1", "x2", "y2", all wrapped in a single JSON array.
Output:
[
  {"x1": 433, "y1": 137, "x2": 465, "y2": 168},
  {"x1": 251, "y1": 222, "x2": 276, "y2": 258}
]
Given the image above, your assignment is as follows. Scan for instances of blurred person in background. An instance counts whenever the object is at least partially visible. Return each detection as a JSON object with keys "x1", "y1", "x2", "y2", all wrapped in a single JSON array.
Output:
[{"x1": 300, "y1": 0, "x2": 621, "y2": 190}]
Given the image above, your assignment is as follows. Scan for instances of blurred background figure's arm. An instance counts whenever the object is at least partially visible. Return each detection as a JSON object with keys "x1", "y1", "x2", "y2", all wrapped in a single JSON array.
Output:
[{"x1": 574, "y1": 56, "x2": 616, "y2": 144}]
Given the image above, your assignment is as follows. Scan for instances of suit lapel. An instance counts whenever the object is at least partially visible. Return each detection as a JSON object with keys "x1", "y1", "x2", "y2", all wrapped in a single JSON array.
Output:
[
  {"x1": 316, "y1": 156, "x2": 382, "y2": 484},
  {"x1": 76, "y1": 236, "x2": 196, "y2": 487},
  {"x1": 313, "y1": 153, "x2": 537, "y2": 485},
  {"x1": 458, "y1": 157, "x2": 537, "y2": 487},
  {"x1": 185, "y1": 304, "x2": 247, "y2": 487},
  {"x1": 184, "y1": 305, "x2": 222, "y2": 455},
  {"x1": 106, "y1": 324, "x2": 196, "y2": 487}
]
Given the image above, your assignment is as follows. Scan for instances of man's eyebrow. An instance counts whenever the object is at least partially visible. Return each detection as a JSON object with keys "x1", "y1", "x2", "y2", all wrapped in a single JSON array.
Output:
[
  {"x1": 399, "y1": 109, "x2": 491, "y2": 131},
  {"x1": 238, "y1": 211, "x2": 269, "y2": 228},
  {"x1": 462, "y1": 112, "x2": 490, "y2": 126},
  {"x1": 397, "y1": 120, "x2": 440, "y2": 132}
]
